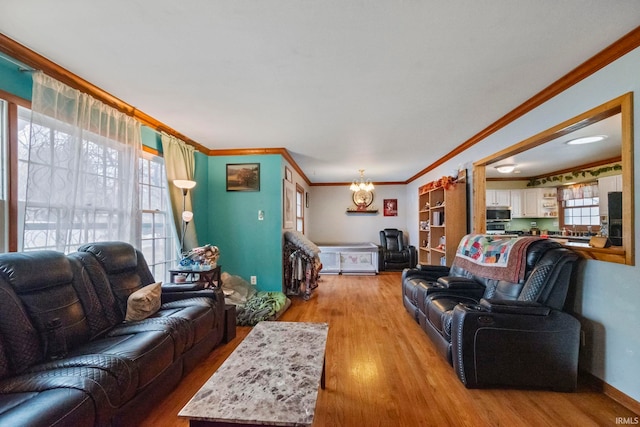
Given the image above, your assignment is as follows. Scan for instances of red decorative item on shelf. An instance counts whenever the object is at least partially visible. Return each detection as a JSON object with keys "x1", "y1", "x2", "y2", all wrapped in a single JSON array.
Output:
[{"x1": 420, "y1": 175, "x2": 458, "y2": 194}]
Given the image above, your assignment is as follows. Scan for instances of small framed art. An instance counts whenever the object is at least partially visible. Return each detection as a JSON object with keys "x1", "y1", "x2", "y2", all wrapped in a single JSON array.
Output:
[
  {"x1": 384, "y1": 199, "x2": 398, "y2": 216},
  {"x1": 226, "y1": 163, "x2": 260, "y2": 191}
]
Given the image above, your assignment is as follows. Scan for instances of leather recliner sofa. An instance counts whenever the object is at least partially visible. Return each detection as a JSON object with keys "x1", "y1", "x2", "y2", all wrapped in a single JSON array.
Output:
[
  {"x1": 0, "y1": 242, "x2": 225, "y2": 427},
  {"x1": 402, "y1": 234, "x2": 580, "y2": 391}
]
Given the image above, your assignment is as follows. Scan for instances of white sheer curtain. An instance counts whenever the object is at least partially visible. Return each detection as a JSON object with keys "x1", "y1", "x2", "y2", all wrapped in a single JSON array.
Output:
[{"x1": 22, "y1": 71, "x2": 142, "y2": 252}]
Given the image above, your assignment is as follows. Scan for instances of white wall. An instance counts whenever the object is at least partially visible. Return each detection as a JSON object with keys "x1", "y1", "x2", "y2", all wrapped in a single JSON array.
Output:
[
  {"x1": 307, "y1": 184, "x2": 409, "y2": 244},
  {"x1": 406, "y1": 46, "x2": 640, "y2": 402}
]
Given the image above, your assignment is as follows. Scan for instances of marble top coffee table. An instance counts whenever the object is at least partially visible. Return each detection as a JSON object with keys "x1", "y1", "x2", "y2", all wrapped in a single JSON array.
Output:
[{"x1": 179, "y1": 321, "x2": 329, "y2": 427}]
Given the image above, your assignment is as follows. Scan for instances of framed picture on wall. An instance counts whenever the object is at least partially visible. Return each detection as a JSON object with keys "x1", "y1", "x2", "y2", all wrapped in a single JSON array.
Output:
[
  {"x1": 226, "y1": 163, "x2": 260, "y2": 191},
  {"x1": 384, "y1": 199, "x2": 398, "y2": 216},
  {"x1": 283, "y1": 179, "x2": 295, "y2": 229}
]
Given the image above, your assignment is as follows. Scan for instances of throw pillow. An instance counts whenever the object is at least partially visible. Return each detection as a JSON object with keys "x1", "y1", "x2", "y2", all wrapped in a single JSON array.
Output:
[{"x1": 125, "y1": 282, "x2": 162, "y2": 322}]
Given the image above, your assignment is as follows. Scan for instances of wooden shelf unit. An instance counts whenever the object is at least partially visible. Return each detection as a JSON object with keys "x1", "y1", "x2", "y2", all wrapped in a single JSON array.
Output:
[{"x1": 418, "y1": 177, "x2": 467, "y2": 267}]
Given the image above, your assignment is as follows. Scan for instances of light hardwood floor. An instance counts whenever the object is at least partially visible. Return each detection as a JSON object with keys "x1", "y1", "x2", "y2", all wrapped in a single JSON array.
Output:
[{"x1": 141, "y1": 272, "x2": 637, "y2": 427}]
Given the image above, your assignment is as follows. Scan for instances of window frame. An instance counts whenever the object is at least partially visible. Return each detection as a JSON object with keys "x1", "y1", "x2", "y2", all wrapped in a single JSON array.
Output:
[
  {"x1": 295, "y1": 184, "x2": 304, "y2": 233},
  {"x1": 139, "y1": 151, "x2": 178, "y2": 281}
]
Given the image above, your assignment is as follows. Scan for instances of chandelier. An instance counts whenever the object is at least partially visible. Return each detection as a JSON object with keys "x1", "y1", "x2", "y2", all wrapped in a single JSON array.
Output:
[{"x1": 350, "y1": 169, "x2": 375, "y2": 192}]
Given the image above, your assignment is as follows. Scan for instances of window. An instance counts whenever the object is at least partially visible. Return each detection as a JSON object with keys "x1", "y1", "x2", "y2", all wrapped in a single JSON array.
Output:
[
  {"x1": 17, "y1": 106, "x2": 139, "y2": 252},
  {"x1": 560, "y1": 183, "x2": 600, "y2": 227},
  {"x1": 139, "y1": 153, "x2": 178, "y2": 281},
  {"x1": 563, "y1": 197, "x2": 600, "y2": 226},
  {"x1": 296, "y1": 184, "x2": 304, "y2": 233},
  {"x1": 13, "y1": 106, "x2": 178, "y2": 269}
]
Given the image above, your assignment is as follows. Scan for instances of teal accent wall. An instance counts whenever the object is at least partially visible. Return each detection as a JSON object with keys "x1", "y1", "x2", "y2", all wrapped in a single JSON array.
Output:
[
  {"x1": 0, "y1": 60, "x2": 32, "y2": 100},
  {"x1": 141, "y1": 126, "x2": 162, "y2": 152},
  {"x1": 205, "y1": 154, "x2": 283, "y2": 291}
]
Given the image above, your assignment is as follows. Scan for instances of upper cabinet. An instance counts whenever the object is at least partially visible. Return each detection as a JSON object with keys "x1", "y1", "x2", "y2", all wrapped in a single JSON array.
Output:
[
  {"x1": 486, "y1": 189, "x2": 511, "y2": 207},
  {"x1": 598, "y1": 174, "x2": 623, "y2": 216},
  {"x1": 487, "y1": 186, "x2": 559, "y2": 217},
  {"x1": 510, "y1": 189, "x2": 540, "y2": 218}
]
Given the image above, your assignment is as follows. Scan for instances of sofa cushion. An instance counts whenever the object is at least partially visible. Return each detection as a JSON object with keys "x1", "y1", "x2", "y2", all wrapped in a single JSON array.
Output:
[
  {"x1": 159, "y1": 298, "x2": 217, "y2": 345},
  {"x1": 68, "y1": 253, "x2": 124, "y2": 337},
  {"x1": 77, "y1": 243, "x2": 155, "y2": 316},
  {"x1": 0, "y1": 388, "x2": 95, "y2": 427},
  {"x1": 126, "y1": 283, "x2": 162, "y2": 322},
  {"x1": 0, "y1": 251, "x2": 90, "y2": 371},
  {"x1": 0, "y1": 356, "x2": 138, "y2": 425},
  {"x1": 70, "y1": 330, "x2": 174, "y2": 390},
  {"x1": 78, "y1": 242, "x2": 139, "y2": 274},
  {"x1": 0, "y1": 281, "x2": 41, "y2": 376}
]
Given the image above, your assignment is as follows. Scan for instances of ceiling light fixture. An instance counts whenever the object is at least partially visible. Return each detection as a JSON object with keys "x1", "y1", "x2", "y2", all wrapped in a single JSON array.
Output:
[
  {"x1": 350, "y1": 169, "x2": 375, "y2": 192},
  {"x1": 566, "y1": 135, "x2": 607, "y2": 145},
  {"x1": 495, "y1": 164, "x2": 517, "y2": 174}
]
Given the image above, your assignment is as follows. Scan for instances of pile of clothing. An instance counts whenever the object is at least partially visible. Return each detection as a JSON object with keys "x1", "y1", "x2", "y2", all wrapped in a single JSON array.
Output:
[
  {"x1": 221, "y1": 272, "x2": 291, "y2": 326},
  {"x1": 236, "y1": 291, "x2": 290, "y2": 326}
]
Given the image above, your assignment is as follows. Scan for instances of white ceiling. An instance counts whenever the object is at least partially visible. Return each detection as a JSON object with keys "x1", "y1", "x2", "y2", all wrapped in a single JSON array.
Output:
[
  {"x1": 486, "y1": 113, "x2": 622, "y2": 179},
  {"x1": 1, "y1": 1, "x2": 639, "y2": 184}
]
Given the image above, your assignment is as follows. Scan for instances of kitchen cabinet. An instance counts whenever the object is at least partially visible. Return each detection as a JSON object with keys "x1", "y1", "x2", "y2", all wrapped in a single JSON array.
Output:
[
  {"x1": 510, "y1": 190, "x2": 522, "y2": 217},
  {"x1": 598, "y1": 175, "x2": 622, "y2": 216},
  {"x1": 510, "y1": 188, "x2": 557, "y2": 218},
  {"x1": 486, "y1": 189, "x2": 511, "y2": 207}
]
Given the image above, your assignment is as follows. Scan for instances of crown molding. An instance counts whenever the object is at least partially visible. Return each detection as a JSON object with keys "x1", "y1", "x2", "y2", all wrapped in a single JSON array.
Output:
[
  {"x1": 209, "y1": 147, "x2": 311, "y2": 185},
  {"x1": 311, "y1": 181, "x2": 405, "y2": 187}
]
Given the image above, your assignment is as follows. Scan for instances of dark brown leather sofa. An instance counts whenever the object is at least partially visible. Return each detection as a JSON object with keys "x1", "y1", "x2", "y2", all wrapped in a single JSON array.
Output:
[
  {"x1": 402, "y1": 235, "x2": 580, "y2": 391},
  {"x1": 0, "y1": 242, "x2": 225, "y2": 426}
]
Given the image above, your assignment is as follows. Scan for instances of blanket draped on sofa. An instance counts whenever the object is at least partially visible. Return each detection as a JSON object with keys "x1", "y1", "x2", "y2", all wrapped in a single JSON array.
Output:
[{"x1": 453, "y1": 235, "x2": 540, "y2": 283}]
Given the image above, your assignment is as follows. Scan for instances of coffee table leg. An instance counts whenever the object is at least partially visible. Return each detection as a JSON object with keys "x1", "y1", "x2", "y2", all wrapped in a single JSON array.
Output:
[{"x1": 321, "y1": 357, "x2": 326, "y2": 389}]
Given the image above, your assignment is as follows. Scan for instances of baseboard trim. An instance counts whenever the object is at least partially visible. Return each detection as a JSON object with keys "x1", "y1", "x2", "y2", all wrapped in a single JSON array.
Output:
[{"x1": 581, "y1": 371, "x2": 640, "y2": 415}]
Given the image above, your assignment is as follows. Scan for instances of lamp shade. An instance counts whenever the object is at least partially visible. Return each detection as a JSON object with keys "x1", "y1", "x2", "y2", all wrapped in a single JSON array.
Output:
[
  {"x1": 182, "y1": 211, "x2": 194, "y2": 222},
  {"x1": 174, "y1": 179, "x2": 197, "y2": 190}
]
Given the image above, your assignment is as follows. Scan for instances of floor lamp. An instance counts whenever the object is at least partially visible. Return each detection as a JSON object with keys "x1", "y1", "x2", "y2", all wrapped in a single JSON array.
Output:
[{"x1": 173, "y1": 179, "x2": 196, "y2": 256}]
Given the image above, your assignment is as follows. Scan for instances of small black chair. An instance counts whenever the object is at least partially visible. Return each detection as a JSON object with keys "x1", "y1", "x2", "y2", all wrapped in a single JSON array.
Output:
[{"x1": 379, "y1": 228, "x2": 416, "y2": 271}]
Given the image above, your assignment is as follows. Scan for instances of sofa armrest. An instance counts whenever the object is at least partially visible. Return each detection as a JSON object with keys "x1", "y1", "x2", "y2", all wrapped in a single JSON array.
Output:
[
  {"x1": 161, "y1": 285, "x2": 220, "y2": 304},
  {"x1": 401, "y1": 265, "x2": 450, "y2": 282},
  {"x1": 478, "y1": 298, "x2": 551, "y2": 316},
  {"x1": 450, "y1": 303, "x2": 580, "y2": 391},
  {"x1": 437, "y1": 276, "x2": 484, "y2": 290},
  {"x1": 162, "y1": 283, "x2": 204, "y2": 292}
]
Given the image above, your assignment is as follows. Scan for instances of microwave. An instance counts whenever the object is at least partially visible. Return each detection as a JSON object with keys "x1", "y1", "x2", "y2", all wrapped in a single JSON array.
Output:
[{"x1": 486, "y1": 207, "x2": 511, "y2": 222}]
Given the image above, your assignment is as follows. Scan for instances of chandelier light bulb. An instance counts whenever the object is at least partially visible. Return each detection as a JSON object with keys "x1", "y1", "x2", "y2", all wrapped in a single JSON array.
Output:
[{"x1": 350, "y1": 169, "x2": 375, "y2": 192}]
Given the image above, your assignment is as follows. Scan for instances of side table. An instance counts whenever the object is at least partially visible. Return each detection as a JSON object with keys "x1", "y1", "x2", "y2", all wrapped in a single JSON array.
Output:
[{"x1": 169, "y1": 265, "x2": 222, "y2": 288}]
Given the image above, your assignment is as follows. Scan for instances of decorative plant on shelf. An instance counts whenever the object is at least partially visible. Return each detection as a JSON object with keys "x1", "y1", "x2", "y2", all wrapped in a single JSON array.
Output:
[
  {"x1": 419, "y1": 175, "x2": 459, "y2": 193},
  {"x1": 527, "y1": 164, "x2": 622, "y2": 187}
]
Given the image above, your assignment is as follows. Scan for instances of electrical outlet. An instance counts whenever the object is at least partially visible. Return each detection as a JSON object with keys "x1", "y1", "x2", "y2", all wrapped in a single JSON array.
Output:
[
  {"x1": 258, "y1": 210, "x2": 264, "y2": 221},
  {"x1": 250, "y1": 276, "x2": 257, "y2": 285}
]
